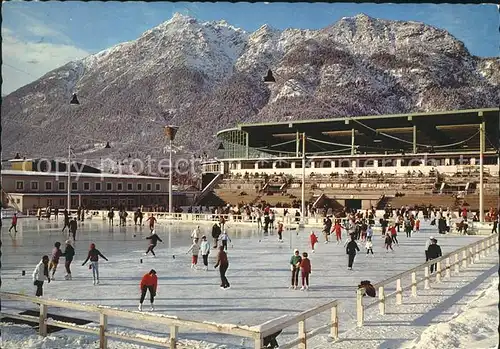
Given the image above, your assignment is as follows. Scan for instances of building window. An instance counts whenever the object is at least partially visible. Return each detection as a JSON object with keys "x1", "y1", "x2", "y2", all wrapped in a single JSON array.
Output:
[
  {"x1": 47, "y1": 199, "x2": 53, "y2": 206},
  {"x1": 31, "y1": 181, "x2": 39, "y2": 190},
  {"x1": 71, "y1": 198, "x2": 78, "y2": 206},
  {"x1": 117, "y1": 183, "x2": 123, "y2": 191},
  {"x1": 106, "y1": 182, "x2": 112, "y2": 191},
  {"x1": 127, "y1": 183, "x2": 133, "y2": 191},
  {"x1": 137, "y1": 183, "x2": 143, "y2": 191},
  {"x1": 127, "y1": 198, "x2": 134, "y2": 206},
  {"x1": 71, "y1": 182, "x2": 78, "y2": 190},
  {"x1": 58, "y1": 181, "x2": 65, "y2": 190},
  {"x1": 45, "y1": 181, "x2": 52, "y2": 190},
  {"x1": 15, "y1": 181, "x2": 24, "y2": 190},
  {"x1": 146, "y1": 183, "x2": 152, "y2": 191},
  {"x1": 155, "y1": 183, "x2": 161, "y2": 191},
  {"x1": 83, "y1": 182, "x2": 90, "y2": 191},
  {"x1": 59, "y1": 199, "x2": 65, "y2": 206},
  {"x1": 95, "y1": 182, "x2": 102, "y2": 191}
]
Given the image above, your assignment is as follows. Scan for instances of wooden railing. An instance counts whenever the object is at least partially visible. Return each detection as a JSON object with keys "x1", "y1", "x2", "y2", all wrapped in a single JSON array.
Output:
[
  {"x1": 356, "y1": 233, "x2": 499, "y2": 326},
  {"x1": 1, "y1": 293, "x2": 340, "y2": 349}
]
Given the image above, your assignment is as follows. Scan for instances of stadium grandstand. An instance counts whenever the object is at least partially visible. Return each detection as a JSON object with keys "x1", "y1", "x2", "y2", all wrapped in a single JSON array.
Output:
[{"x1": 199, "y1": 107, "x2": 499, "y2": 220}]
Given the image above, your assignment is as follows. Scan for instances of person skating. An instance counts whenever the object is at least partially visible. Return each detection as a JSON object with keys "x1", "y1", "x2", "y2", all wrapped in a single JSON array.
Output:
[
  {"x1": 138, "y1": 209, "x2": 144, "y2": 226},
  {"x1": 427, "y1": 238, "x2": 442, "y2": 273},
  {"x1": 108, "y1": 209, "x2": 115, "y2": 225},
  {"x1": 219, "y1": 230, "x2": 232, "y2": 251},
  {"x1": 277, "y1": 221, "x2": 284, "y2": 242},
  {"x1": 425, "y1": 236, "x2": 434, "y2": 261},
  {"x1": 146, "y1": 214, "x2": 157, "y2": 233},
  {"x1": 187, "y1": 238, "x2": 200, "y2": 269},
  {"x1": 214, "y1": 246, "x2": 230, "y2": 289},
  {"x1": 333, "y1": 221, "x2": 342, "y2": 244},
  {"x1": 299, "y1": 252, "x2": 311, "y2": 291},
  {"x1": 145, "y1": 230, "x2": 163, "y2": 257},
  {"x1": 191, "y1": 226, "x2": 201, "y2": 242},
  {"x1": 309, "y1": 232, "x2": 318, "y2": 253},
  {"x1": 32, "y1": 255, "x2": 50, "y2": 297},
  {"x1": 389, "y1": 225, "x2": 399, "y2": 245},
  {"x1": 384, "y1": 233, "x2": 394, "y2": 252},
  {"x1": 69, "y1": 217, "x2": 78, "y2": 241},
  {"x1": 365, "y1": 236, "x2": 374, "y2": 255},
  {"x1": 82, "y1": 243, "x2": 108, "y2": 285},
  {"x1": 37, "y1": 207, "x2": 42, "y2": 220},
  {"x1": 8, "y1": 213, "x2": 18, "y2": 234},
  {"x1": 200, "y1": 235, "x2": 210, "y2": 271},
  {"x1": 48, "y1": 242, "x2": 63, "y2": 280},
  {"x1": 404, "y1": 218, "x2": 412, "y2": 238},
  {"x1": 289, "y1": 249, "x2": 302, "y2": 289},
  {"x1": 62, "y1": 212, "x2": 71, "y2": 233},
  {"x1": 323, "y1": 216, "x2": 332, "y2": 243},
  {"x1": 138, "y1": 269, "x2": 158, "y2": 311},
  {"x1": 346, "y1": 236, "x2": 360, "y2": 270},
  {"x1": 211, "y1": 223, "x2": 222, "y2": 249},
  {"x1": 63, "y1": 240, "x2": 75, "y2": 280}
]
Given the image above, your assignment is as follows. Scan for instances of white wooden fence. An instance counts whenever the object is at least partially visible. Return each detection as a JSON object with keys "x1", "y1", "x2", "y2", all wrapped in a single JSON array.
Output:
[
  {"x1": 356, "y1": 233, "x2": 499, "y2": 326},
  {"x1": 0, "y1": 293, "x2": 340, "y2": 349}
]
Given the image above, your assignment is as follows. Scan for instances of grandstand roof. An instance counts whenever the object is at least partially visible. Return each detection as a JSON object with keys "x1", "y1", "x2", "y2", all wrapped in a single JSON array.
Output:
[{"x1": 217, "y1": 108, "x2": 499, "y2": 156}]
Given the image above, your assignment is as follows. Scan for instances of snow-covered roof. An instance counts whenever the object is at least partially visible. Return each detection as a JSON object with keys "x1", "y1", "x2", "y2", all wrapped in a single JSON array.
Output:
[{"x1": 1, "y1": 170, "x2": 168, "y2": 180}]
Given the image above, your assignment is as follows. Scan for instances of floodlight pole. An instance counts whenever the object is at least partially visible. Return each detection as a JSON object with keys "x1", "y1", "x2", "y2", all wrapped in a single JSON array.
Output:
[
  {"x1": 479, "y1": 120, "x2": 485, "y2": 222},
  {"x1": 301, "y1": 133, "x2": 306, "y2": 226},
  {"x1": 67, "y1": 145, "x2": 71, "y2": 212},
  {"x1": 165, "y1": 126, "x2": 179, "y2": 215}
]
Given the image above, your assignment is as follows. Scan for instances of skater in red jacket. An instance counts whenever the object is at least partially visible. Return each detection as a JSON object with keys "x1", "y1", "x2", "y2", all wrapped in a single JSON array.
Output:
[
  {"x1": 138, "y1": 269, "x2": 158, "y2": 311},
  {"x1": 333, "y1": 221, "x2": 342, "y2": 244},
  {"x1": 309, "y1": 232, "x2": 318, "y2": 253},
  {"x1": 299, "y1": 252, "x2": 311, "y2": 290}
]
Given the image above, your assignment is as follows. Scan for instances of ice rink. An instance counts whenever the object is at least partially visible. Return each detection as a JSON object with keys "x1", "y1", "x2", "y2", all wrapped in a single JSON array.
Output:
[{"x1": 1, "y1": 216, "x2": 485, "y2": 348}]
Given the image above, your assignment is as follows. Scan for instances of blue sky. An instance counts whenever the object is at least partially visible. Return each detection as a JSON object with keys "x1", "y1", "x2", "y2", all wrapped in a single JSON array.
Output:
[{"x1": 2, "y1": 2, "x2": 498, "y2": 95}]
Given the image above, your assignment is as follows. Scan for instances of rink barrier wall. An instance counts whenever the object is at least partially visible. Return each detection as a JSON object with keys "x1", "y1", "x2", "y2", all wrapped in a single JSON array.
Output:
[
  {"x1": 0, "y1": 293, "x2": 263, "y2": 349},
  {"x1": 356, "y1": 233, "x2": 499, "y2": 326}
]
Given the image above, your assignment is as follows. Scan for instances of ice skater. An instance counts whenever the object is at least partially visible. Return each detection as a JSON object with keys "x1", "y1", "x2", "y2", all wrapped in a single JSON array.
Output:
[
  {"x1": 8, "y1": 213, "x2": 18, "y2": 234},
  {"x1": 346, "y1": 235, "x2": 360, "y2": 270},
  {"x1": 81, "y1": 243, "x2": 109, "y2": 285},
  {"x1": 200, "y1": 235, "x2": 210, "y2": 271},
  {"x1": 211, "y1": 223, "x2": 222, "y2": 249},
  {"x1": 62, "y1": 211, "x2": 71, "y2": 233},
  {"x1": 277, "y1": 221, "x2": 284, "y2": 242},
  {"x1": 145, "y1": 230, "x2": 163, "y2": 257},
  {"x1": 108, "y1": 209, "x2": 115, "y2": 225},
  {"x1": 146, "y1": 214, "x2": 157, "y2": 233},
  {"x1": 186, "y1": 238, "x2": 200, "y2": 269},
  {"x1": 427, "y1": 238, "x2": 442, "y2": 273},
  {"x1": 32, "y1": 255, "x2": 50, "y2": 297},
  {"x1": 333, "y1": 221, "x2": 342, "y2": 244},
  {"x1": 191, "y1": 226, "x2": 201, "y2": 242},
  {"x1": 365, "y1": 236, "x2": 374, "y2": 255},
  {"x1": 384, "y1": 233, "x2": 394, "y2": 252},
  {"x1": 214, "y1": 246, "x2": 230, "y2": 289},
  {"x1": 62, "y1": 240, "x2": 75, "y2": 280},
  {"x1": 68, "y1": 217, "x2": 78, "y2": 240},
  {"x1": 48, "y1": 242, "x2": 63, "y2": 280},
  {"x1": 219, "y1": 230, "x2": 232, "y2": 251},
  {"x1": 138, "y1": 269, "x2": 158, "y2": 311},
  {"x1": 289, "y1": 249, "x2": 302, "y2": 289},
  {"x1": 390, "y1": 225, "x2": 399, "y2": 245},
  {"x1": 299, "y1": 252, "x2": 311, "y2": 290},
  {"x1": 310, "y1": 232, "x2": 318, "y2": 253}
]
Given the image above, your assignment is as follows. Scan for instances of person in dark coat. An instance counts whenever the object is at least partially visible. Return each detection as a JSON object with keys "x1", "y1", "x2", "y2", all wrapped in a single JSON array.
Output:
[
  {"x1": 211, "y1": 223, "x2": 222, "y2": 249},
  {"x1": 214, "y1": 246, "x2": 230, "y2": 289},
  {"x1": 346, "y1": 235, "x2": 360, "y2": 270},
  {"x1": 145, "y1": 230, "x2": 163, "y2": 256},
  {"x1": 427, "y1": 238, "x2": 442, "y2": 273},
  {"x1": 63, "y1": 240, "x2": 75, "y2": 280},
  {"x1": 62, "y1": 210, "x2": 71, "y2": 233},
  {"x1": 69, "y1": 217, "x2": 78, "y2": 240}
]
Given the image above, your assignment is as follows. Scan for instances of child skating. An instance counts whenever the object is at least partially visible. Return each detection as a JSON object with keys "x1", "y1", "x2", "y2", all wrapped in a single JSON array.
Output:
[
  {"x1": 187, "y1": 238, "x2": 201, "y2": 269},
  {"x1": 309, "y1": 232, "x2": 318, "y2": 253},
  {"x1": 365, "y1": 236, "x2": 374, "y2": 255},
  {"x1": 219, "y1": 230, "x2": 232, "y2": 251}
]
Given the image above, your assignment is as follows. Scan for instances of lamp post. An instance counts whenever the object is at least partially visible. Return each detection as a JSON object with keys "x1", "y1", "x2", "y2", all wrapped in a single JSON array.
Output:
[
  {"x1": 479, "y1": 121, "x2": 485, "y2": 222},
  {"x1": 165, "y1": 125, "x2": 179, "y2": 214},
  {"x1": 263, "y1": 69, "x2": 307, "y2": 225},
  {"x1": 67, "y1": 145, "x2": 71, "y2": 212}
]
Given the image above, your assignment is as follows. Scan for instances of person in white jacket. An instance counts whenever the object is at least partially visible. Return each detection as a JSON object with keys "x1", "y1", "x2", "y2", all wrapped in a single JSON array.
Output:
[
  {"x1": 219, "y1": 230, "x2": 232, "y2": 251},
  {"x1": 33, "y1": 255, "x2": 50, "y2": 297},
  {"x1": 200, "y1": 235, "x2": 211, "y2": 271},
  {"x1": 186, "y1": 238, "x2": 201, "y2": 269},
  {"x1": 365, "y1": 237, "x2": 374, "y2": 255},
  {"x1": 191, "y1": 226, "x2": 201, "y2": 242}
]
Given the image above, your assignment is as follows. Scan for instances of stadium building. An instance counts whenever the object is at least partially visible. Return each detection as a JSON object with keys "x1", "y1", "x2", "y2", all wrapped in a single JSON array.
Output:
[{"x1": 201, "y1": 108, "x2": 499, "y2": 215}]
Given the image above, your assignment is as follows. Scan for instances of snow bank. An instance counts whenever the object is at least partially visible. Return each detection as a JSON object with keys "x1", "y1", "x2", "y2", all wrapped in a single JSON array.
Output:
[{"x1": 401, "y1": 277, "x2": 499, "y2": 349}]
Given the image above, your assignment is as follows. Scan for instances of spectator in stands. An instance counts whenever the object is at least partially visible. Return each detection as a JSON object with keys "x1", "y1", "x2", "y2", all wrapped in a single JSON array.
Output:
[{"x1": 427, "y1": 238, "x2": 442, "y2": 273}]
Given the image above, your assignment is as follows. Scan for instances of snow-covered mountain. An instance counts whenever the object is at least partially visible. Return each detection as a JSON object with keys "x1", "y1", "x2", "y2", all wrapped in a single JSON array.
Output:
[{"x1": 2, "y1": 13, "x2": 499, "y2": 162}]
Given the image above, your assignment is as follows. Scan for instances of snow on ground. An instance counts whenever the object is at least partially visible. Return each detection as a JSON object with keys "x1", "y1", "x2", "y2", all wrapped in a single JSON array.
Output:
[{"x1": 0, "y1": 218, "x2": 495, "y2": 348}]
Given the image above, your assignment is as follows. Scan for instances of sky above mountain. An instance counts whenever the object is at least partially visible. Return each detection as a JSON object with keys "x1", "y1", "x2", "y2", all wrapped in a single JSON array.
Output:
[{"x1": 2, "y1": 2, "x2": 498, "y2": 95}]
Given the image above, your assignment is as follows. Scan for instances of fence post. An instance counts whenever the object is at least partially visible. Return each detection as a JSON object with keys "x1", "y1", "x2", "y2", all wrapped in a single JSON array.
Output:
[
  {"x1": 298, "y1": 320, "x2": 307, "y2": 349},
  {"x1": 39, "y1": 303, "x2": 47, "y2": 337},
  {"x1": 254, "y1": 335, "x2": 263, "y2": 349},
  {"x1": 378, "y1": 286, "x2": 385, "y2": 315},
  {"x1": 99, "y1": 313, "x2": 107, "y2": 349},
  {"x1": 411, "y1": 272, "x2": 417, "y2": 297},
  {"x1": 396, "y1": 279, "x2": 403, "y2": 305},
  {"x1": 475, "y1": 245, "x2": 480, "y2": 261},
  {"x1": 454, "y1": 253, "x2": 460, "y2": 273},
  {"x1": 445, "y1": 257, "x2": 451, "y2": 278},
  {"x1": 462, "y1": 250, "x2": 467, "y2": 268},
  {"x1": 469, "y1": 247, "x2": 474, "y2": 264},
  {"x1": 170, "y1": 325, "x2": 178, "y2": 349},
  {"x1": 436, "y1": 261, "x2": 442, "y2": 283},
  {"x1": 330, "y1": 304, "x2": 339, "y2": 340},
  {"x1": 424, "y1": 266, "x2": 430, "y2": 289},
  {"x1": 356, "y1": 288, "x2": 364, "y2": 327},
  {"x1": 481, "y1": 241, "x2": 485, "y2": 257}
]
